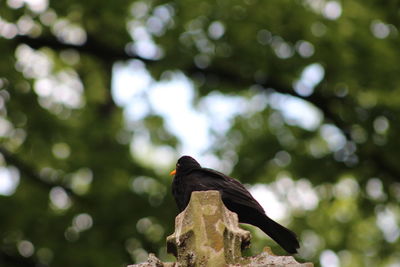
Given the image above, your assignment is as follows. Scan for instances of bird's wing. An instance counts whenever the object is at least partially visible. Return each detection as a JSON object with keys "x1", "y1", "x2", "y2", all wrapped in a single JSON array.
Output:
[{"x1": 188, "y1": 168, "x2": 266, "y2": 214}]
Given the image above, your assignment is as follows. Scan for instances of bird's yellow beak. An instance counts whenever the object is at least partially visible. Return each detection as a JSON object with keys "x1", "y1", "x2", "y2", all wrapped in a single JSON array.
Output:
[{"x1": 169, "y1": 169, "x2": 176, "y2": 176}]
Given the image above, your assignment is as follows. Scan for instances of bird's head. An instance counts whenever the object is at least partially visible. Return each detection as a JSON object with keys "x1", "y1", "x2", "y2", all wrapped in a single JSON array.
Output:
[{"x1": 170, "y1": 155, "x2": 201, "y2": 176}]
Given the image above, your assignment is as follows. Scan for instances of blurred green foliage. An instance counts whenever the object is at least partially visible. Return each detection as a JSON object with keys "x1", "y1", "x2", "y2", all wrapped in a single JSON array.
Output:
[{"x1": 1, "y1": 0, "x2": 400, "y2": 266}]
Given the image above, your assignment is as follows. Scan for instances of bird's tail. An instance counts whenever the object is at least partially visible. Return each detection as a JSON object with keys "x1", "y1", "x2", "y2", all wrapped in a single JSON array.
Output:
[{"x1": 258, "y1": 216, "x2": 300, "y2": 254}]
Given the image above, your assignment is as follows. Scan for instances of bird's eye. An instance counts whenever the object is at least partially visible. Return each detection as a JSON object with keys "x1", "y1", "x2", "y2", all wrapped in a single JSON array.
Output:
[{"x1": 176, "y1": 163, "x2": 180, "y2": 168}]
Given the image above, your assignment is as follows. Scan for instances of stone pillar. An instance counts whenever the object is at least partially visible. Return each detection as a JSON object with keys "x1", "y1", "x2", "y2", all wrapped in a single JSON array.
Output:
[
  {"x1": 166, "y1": 190, "x2": 251, "y2": 266},
  {"x1": 128, "y1": 190, "x2": 313, "y2": 267}
]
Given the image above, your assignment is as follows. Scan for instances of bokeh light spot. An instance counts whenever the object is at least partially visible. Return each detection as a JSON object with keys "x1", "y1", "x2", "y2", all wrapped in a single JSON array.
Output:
[
  {"x1": 323, "y1": 1, "x2": 342, "y2": 20},
  {"x1": 208, "y1": 21, "x2": 225, "y2": 40},
  {"x1": 320, "y1": 250, "x2": 340, "y2": 267},
  {"x1": 52, "y1": 142, "x2": 71, "y2": 159},
  {"x1": 72, "y1": 213, "x2": 93, "y2": 232},
  {"x1": 0, "y1": 166, "x2": 20, "y2": 196},
  {"x1": 37, "y1": 247, "x2": 53, "y2": 264},
  {"x1": 371, "y1": 20, "x2": 391, "y2": 39},
  {"x1": 49, "y1": 186, "x2": 71, "y2": 211},
  {"x1": 18, "y1": 240, "x2": 35, "y2": 257}
]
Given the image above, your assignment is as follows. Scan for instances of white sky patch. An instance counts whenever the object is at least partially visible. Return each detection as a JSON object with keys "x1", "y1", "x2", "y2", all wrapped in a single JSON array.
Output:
[
  {"x1": 320, "y1": 250, "x2": 340, "y2": 267},
  {"x1": 112, "y1": 61, "x2": 322, "y2": 169},
  {"x1": 112, "y1": 61, "x2": 151, "y2": 121},
  {"x1": 287, "y1": 179, "x2": 319, "y2": 211},
  {"x1": 294, "y1": 63, "x2": 325, "y2": 97},
  {"x1": 0, "y1": 117, "x2": 13, "y2": 137},
  {"x1": 130, "y1": 134, "x2": 176, "y2": 172},
  {"x1": 25, "y1": 0, "x2": 48, "y2": 13},
  {"x1": 249, "y1": 184, "x2": 288, "y2": 220},
  {"x1": 112, "y1": 63, "x2": 211, "y2": 164},
  {"x1": 334, "y1": 177, "x2": 359, "y2": 199},
  {"x1": 16, "y1": 44, "x2": 52, "y2": 79},
  {"x1": 111, "y1": 60, "x2": 151, "y2": 108},
  {"x1": 284, "y1": 98, "x2": 321, "y2": 130},
  {"x1": 0, "y1": 166, "x2": 20, "y2": 196},
  {"x1": 320, "y1": 124, "x2": 346, "y2": 151},
  {"x1": 199, "y1": 92, "x2": 247, "y2": 133},
  {"x1": 270, "y1": 93, "x2": 322, "y2": 131},
  {"x1": 52, "y1": 19, "x2": 87, "y2": 45},
  {"x1": 148, "y1": 74, "x2": 210, "y2": 157},
  {"x1": 34, "y1": 70, "x2": 85, "y2": 109},
  {"x1": 7, "y1": 0, "x2": 48, "y2": 13},
  {"x1": 112, "y1": 63, "x2": 211, "y2": 156},
  {"x1": 129, "y1": 25, "x2": 163, "y2": 60},
  {"x1": 112, "y1": 63, "x2": 249, "y2": 161},
  {"x1": 208, "y1": 21, "x2": 225, "y2": 40},
  {"x1": 376, "y1": 206, "x2": 400, "y2": 243},
  {"x1": 323, "y1": 1, "x2": 342, "y2": 20},
  {"x1": 305, "y1": 0, "x2": 342, "y2": 21}
]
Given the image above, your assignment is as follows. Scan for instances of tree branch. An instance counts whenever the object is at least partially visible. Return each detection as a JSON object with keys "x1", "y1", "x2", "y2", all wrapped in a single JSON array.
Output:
[{"x1": 15, "y1": 34, "x2": 155, "y2": 64}]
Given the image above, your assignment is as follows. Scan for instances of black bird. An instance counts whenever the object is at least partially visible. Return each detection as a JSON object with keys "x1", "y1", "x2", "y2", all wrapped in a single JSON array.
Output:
[{"x1": 170, "y1": 155, "x2": 300, "y2": 254}]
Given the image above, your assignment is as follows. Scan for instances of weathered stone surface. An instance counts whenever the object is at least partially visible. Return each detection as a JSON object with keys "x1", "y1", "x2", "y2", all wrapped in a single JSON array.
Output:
[
  {"x1": 166, "y1": 190, "x2": 251, "y2": 267},
  {"x1": 238, "y1": 247, "x2": 314, "y2": 267},
  {"x1": 128, "y1": 191, "x2": 313, "y2": 267},
  {"x1": 127, "y1": 253, "x2": 175, "y2": 267}
]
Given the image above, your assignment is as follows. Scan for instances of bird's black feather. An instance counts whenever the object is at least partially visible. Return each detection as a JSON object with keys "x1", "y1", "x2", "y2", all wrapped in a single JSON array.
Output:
[{"x1": 171, "y1": 156, "x2": 300, "y2": 254}]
